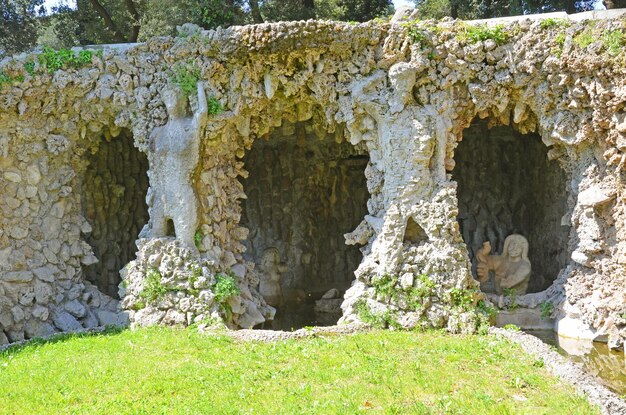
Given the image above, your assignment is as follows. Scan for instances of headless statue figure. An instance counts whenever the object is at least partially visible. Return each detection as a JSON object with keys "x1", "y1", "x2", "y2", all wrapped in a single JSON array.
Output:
[
  {"x1": 476, "y1": 234, "x2": 531, "y2": 295},
  {"x1": 148, "y1": 83, "x2": 207, "y2": 248},
  {"x1": 258, "y1": 248, "x2": 287, "y2": 307}
]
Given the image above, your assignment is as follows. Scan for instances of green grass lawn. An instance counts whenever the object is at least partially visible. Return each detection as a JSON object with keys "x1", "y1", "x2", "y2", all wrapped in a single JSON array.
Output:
[{"x1": 0, "y1": 327, "x2": 597, "y2": 414}]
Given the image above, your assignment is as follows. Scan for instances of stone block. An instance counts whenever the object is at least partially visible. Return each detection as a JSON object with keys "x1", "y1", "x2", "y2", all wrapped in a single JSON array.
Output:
[
  {"x1": 33, "y1": 266, "x2": 56, "y2": 282},
  {"x1": 32, "y1": 305, "x2": 49, "y2": 321},
  {"x1": 52, "y1": 310, "x2": 83, "y2": 332},
  {"x1": 96, "y1": 310, "x2": 129, "y2": 327},
  {"x1": 64, "y1": 299, "x2": 87, "y2": 318},
  {"x1": 24, "y1": 320, "x2": 56, "y2": 339}
]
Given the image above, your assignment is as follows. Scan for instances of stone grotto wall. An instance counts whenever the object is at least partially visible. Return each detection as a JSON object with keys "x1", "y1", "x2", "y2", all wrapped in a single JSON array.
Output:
[
  {"x1": 454, "y1": 120, "x2": 570, "y2": 293},
  {"x1": 0, "y1": 9, "x2": 625, "y2": 347},
  {"x1": 240, "y1": 119, "x2": 369, "y2": 327},
  {"x1": 81, "y1": 129, "x2": 149, "y2": 298}
]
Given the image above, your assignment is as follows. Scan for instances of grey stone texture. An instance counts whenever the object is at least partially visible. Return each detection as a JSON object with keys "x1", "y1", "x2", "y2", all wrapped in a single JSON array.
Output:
[{"x1": 0, "y1": 10, "x2": 624, "y2": 348}]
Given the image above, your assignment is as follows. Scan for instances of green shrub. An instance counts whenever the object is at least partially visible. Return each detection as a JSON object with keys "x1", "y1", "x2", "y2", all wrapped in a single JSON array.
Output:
[
  {"x1": 23, "y1": 61, "x2": 35, "y2": 75},
  {"x1": 478, "y1": 300, "x2": 497, "y2": 319},
  {"x1": 449, "y1": 287, "x2": 476, "y2": 312},
  {"x1": 402, "y1": 21, "x2": 429, "y2": 45},
  {"x1": 372, "y1": 273, "x2": 397, "y2": 300}
]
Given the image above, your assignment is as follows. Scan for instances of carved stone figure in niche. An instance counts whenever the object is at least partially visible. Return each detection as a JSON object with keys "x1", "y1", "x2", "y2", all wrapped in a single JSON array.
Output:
[
  {"x1": 258, "y1": 248, "x2": 287, "y2": 307},
  {"x1": 148, "y1": 83, "x2": 207, "y2": 248},
  {"x1": 476, "y1": 234, "x2": 531, "y2": 295}
]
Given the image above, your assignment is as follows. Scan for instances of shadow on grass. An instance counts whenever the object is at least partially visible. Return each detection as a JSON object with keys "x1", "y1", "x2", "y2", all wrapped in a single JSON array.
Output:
[{"x1": 0, "y1": 325, "x2": 126, "y2": 357}]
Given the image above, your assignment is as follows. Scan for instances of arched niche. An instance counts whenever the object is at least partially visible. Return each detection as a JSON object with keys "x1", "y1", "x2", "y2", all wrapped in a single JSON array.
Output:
[
  {"x1": 453, "y1": 119, "x2": 570, "y2": 294},
  {"x1": 81, "y1": 129, "x2": 149, "y2": 298},
  {"x1": 239, "y1": 119, "x2": 370, "y2": 329}
]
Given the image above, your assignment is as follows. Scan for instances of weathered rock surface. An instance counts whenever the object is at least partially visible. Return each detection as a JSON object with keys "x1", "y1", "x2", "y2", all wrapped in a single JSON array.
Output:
[{"x1": 0, "y1": 10, "x2": 624, "y2": 348}]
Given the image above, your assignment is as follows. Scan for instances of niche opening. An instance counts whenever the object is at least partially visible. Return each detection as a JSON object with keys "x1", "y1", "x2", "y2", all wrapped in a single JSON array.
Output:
[
  {"x1": 453, "y1": 120, "x2": 569, "y2": 294},
  {"x1": 81, "y1": 129, "x2": 149, "y2": 298},
  {"x1": 240, "y1": 120, "x2": 369, "y2": 330}
]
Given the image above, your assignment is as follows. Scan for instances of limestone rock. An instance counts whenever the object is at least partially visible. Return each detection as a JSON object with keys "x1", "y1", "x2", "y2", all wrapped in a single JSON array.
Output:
[
  {"x1": 52, "y1": 310, "x2": 84, "y2": 332},
  {"x1": 96, "y1": 310, "x2": 129, "y2": 327}
]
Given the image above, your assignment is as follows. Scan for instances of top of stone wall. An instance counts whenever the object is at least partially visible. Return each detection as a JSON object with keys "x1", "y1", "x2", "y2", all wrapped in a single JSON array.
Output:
[{"x1": 1, "y1": 8, "x2": 626, "y2": 157}]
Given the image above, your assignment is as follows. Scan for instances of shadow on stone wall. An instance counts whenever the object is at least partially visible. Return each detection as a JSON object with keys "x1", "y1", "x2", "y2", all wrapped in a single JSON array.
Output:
[{"x1": 81, "y1": 129, "x2": 149, "y2": 298}]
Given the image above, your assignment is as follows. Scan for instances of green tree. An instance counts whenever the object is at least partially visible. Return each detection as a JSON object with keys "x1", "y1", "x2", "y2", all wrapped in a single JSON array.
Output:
[
  {"x1": 415, "y1": 0, "x2": 596, "y2": 19},
  {"x1": 339, "y1": 0, "x2": 393, "y2": 21},
  {"x1": 1, "y1": 0, "x2": 45, "y2": 56}
]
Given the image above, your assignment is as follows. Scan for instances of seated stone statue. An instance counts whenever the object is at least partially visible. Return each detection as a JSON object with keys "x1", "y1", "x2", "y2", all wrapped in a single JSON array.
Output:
[
  {"x1": 476, "y1": 234, "x2": 531, "y2": 295},
  {"x1": 258, "y1": 248, "x2": 287, "y2": 307}
]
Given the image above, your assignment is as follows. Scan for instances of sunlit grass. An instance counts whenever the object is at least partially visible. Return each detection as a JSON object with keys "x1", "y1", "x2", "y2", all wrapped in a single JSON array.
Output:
[{"x1": 0, "y1": 327, "x2": 598, "y2": 414}]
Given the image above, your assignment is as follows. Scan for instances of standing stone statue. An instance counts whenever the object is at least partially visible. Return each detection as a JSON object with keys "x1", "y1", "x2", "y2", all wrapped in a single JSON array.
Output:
[
  {"x1": 258, "y1": 247, "x2": 287, "y2": 307},
  {"x1": 476, "y1": 234, "x2": 531, "y2": 295},
  {"x1": 147, "y1": 83, "x2": 207, "y2": 248}
]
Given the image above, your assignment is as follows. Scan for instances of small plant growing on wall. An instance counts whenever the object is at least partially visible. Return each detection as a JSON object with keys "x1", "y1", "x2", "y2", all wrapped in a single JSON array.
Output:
[
  {"x1": 456, "y1": 23, "x2": 510, "y2": 45},
  {"x1": 207, "y1": 96, "x2": 222, "y2": 115},
  {"x1": 139, "y1": 267, "x2": 172, "y2": 304},
  {"x1": 0, "y1": 70, "x2": 24, "y2": 88},
  {"x1": 602, "y1": 30, "x2": 625, "y2": 56},
  {"x1": 502, "y1": 288, "x2": 518, "y2": 311},
  {"x1": 171, "y1": 61, "x2": 201, "y2": 96},
  {"x1": 194, "y1": 229, "x2": 203, "y2": 250},
  {"x1": 354, "y1": 299, "x2": 401, "y2": 329},
  {"x1": 539, "y1": 18, "x2": 570, "y2": 30},
  {"x1": 212, "y1": 272, "x2": 240, "y2": 319},
  {"x1": 213, "y1": 273, "x2": 240, "y2": 303},
  {"x1": 540, "y1": 301, "x2": 554, "y2": 319},
  {"x1": 38, "y1": 47, "x2": 95, "y2": 74}
]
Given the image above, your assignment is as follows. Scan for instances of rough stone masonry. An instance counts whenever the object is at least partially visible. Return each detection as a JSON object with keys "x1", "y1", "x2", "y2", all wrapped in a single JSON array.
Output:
[{"x1": 0, "y1": 8, "x2": 625, "y2": 349}]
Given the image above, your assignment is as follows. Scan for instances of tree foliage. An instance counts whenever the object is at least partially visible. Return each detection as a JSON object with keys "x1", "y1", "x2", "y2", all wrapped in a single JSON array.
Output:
[
  {"x1": 414, "y1": 0, "x2": 597, "y2": 19},
  {"x1": 0, "y1": 0, "x2": 613, "y2": 58},
  {"x1": 0, "y1": 0, "x2": 45, "y2": 55}
]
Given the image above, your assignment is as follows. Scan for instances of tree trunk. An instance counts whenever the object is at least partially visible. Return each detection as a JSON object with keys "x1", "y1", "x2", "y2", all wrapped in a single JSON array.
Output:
[
  {"x1": 249, "y1": 0, "x2": 263, "y2": 23},
  {"x1": 302, "y1": 0, "x2": 316, "y2": 19},
  {"x1": 604, "y1": 0, "x2": 626, "y2": 8},
  {"x1": 87, "y1": 0, "x2": 127, "y2": 42},
  {"x1": 123, "y1": 0, "x2": 141, "y2": 42}
]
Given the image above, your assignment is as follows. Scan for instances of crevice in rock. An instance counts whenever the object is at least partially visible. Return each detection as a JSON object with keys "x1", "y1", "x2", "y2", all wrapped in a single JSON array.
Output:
[
  {"x1": 81, "y1": 130, "x2": 149, "y2": 298},
  {"x1": 453, "y1": 119, "x2": 570, "y2": 293},
  {"x1": 239, "y1": 120, "x2": 369, "y2": 330},
  {"x1": 403, "y1": 217, "x2": 428, "y2": 244}
]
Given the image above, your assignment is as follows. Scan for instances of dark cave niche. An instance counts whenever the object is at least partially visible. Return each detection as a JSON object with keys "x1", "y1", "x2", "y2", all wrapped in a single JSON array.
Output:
[
  {"x1": 453, "y1": 120, "x2": 569, "y2": 294},
  {"x1": 240, "y1": 120, "x2": 369, "y2": 330},
  {"x1": 81, "y1": 129, "x2": 149, "y2": 298}
]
